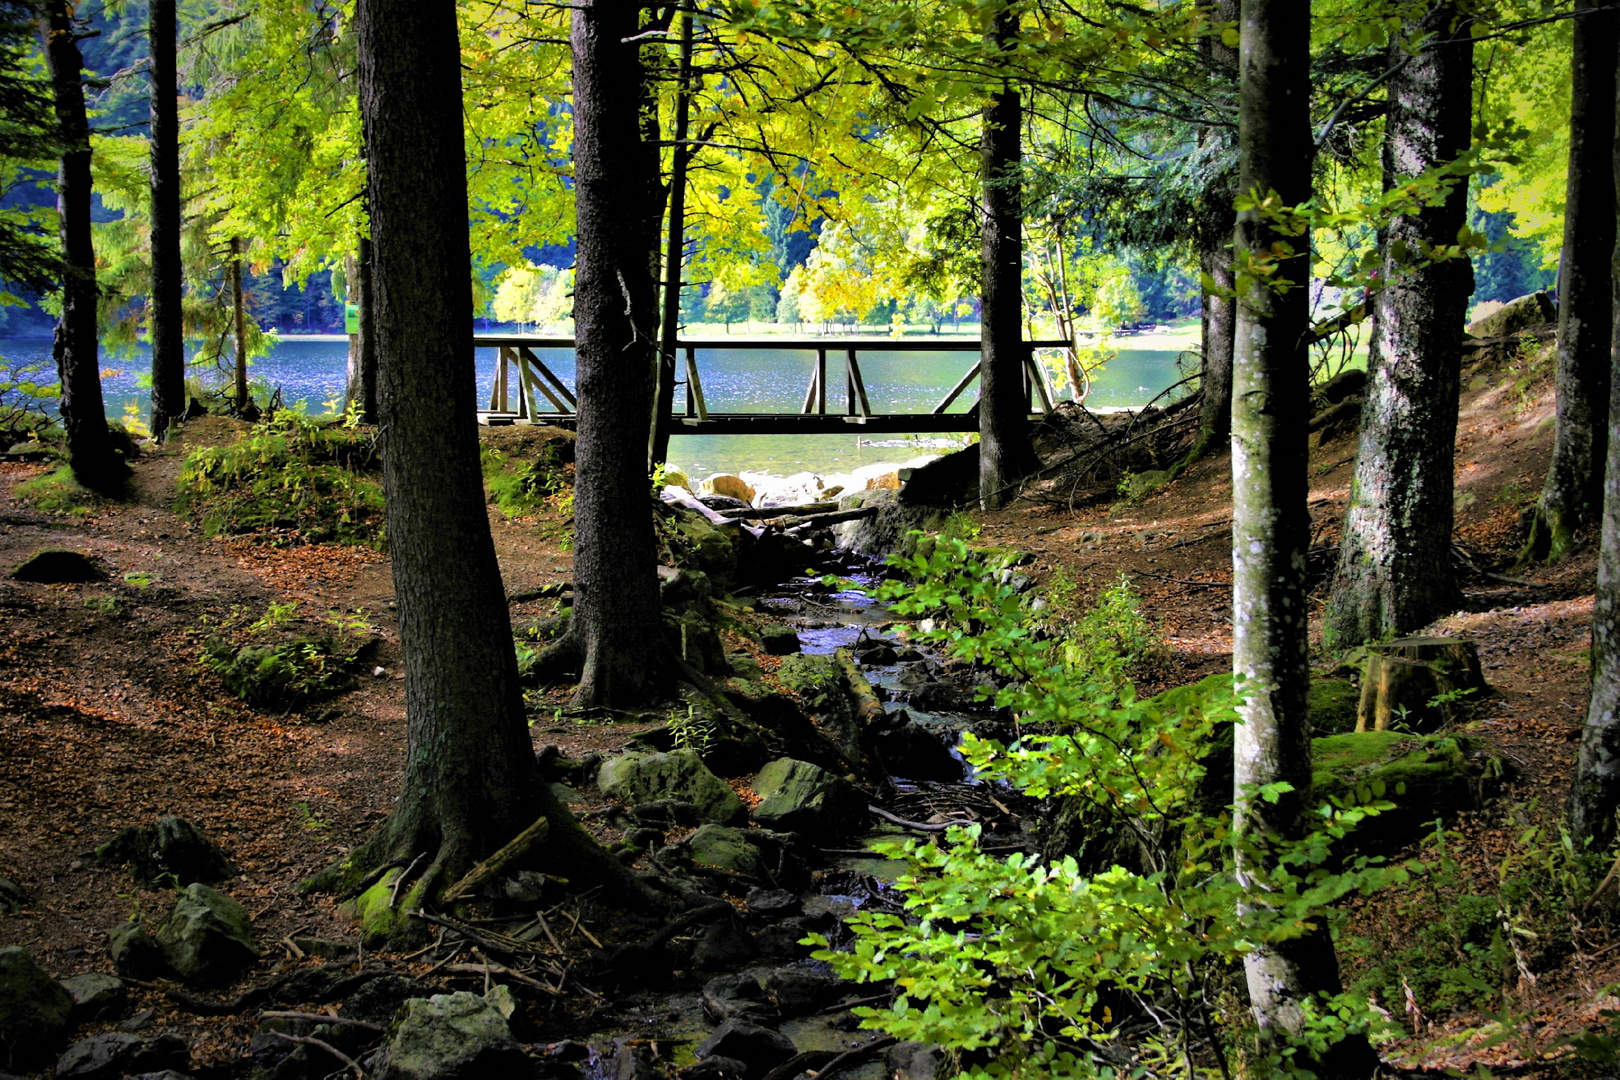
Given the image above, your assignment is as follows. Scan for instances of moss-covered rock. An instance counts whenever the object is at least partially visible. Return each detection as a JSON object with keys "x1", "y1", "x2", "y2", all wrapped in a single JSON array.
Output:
[
  {"x1": 155, "y1": 883, "x2": 258, "y2": 985},
  {"x1": 598, "y1": 749, "x2": 746, "y2": 825},
  {"x1": 752, "y1": 758, "x2": 867, "y2": 838},
  {"x1": 376, "y1": 991, "x2": 525, "y2": 1080},
  {"x1": 1308, "y1": 677, "x2": 1361, "y2": 736},
  {"x1": 1312, "y1": 731, "x2": 1504, "y2": 848},
  {"x1": 687, "y1": 825, "x2": 768, "y2": 878},
  {"x1": 0, "y1": 946, "x2": 73, "y2": 1069},
  {"x1": 666, "y1": 509, "x2": 738, "y2": 585}
]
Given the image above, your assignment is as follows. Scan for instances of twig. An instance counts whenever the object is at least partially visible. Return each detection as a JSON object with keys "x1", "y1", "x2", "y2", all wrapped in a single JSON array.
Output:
[
  {"x1": 258, "y1": 1011, "x2": 383, "y2": 1032},
  {"x1": 810, "y1": 1036, "x2": 899, "y2": 1079},
  {"x1": 262, "y1": 1032, "x2": 367, "y2": 1079},
  {"x1": 867, "y1": 804, "x2": 973, "y2": 833},
  {"x1": 445, "y1": 961, "x2": 561, "y2": 995},
  {"x1": 1136, "y1": 570, "x2": 1229, "y2": 591},
  {"x1": 534, "y1": 910, "x2": 563, "y2": 953},
  {"x1": 391, "y1": 852, "x2": 427, "y2": 908},
  {"x1": 335, "y1": 857, "x2": 409, "y2": 902},
  {"x1": 1582, "y1": 850, "x2": 1620, "y2": 914}
]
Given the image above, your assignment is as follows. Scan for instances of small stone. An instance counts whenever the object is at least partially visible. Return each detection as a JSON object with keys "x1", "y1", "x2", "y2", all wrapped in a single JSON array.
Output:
[
  {"x1": 60, "y1": 973, "x2": 126, "y2": 1021},
  {"x1": 0, "y1": 947, "x2": 74, "y2": 1068},
  {"x1": 11, "y1": 548, "x2": 105, "y2": 583},
  {"x1": 759, "y1": 624, "x2": 800, "y2": 656},
  {"x1": 764, "y1": 966, "x2": 842, "y2": 1016},
  {"x1": 288, "y1": 936, "x2": 352, "y2": 960},
  {"x1": 885, "y1": 1041, "x2": 945, "y2": 1080},
  {"x1": 694, "y1": 1019, "x2": 796, "y2": 1074},
  {"x1": 374, "y1": 666, "x2": 388, "y2": 677},
  {"x1": 0, "y1": 877, "x2": 25, "y2": 914},
  {"x1": 154, "y1": 884, "x2": 258, "y2": 986},
  {"x1": 108, "y1": 922, "x2": 168, "y2": 981},
  {"x1": 700, "y1": 973, "x2": 771, "y2": 1023},
  {"x1": 118, "y1": 1008, "x2": 155, "y2": 1032},
  {"x1": 684, "y1": 1056, "x2": 749, "y2": 1079},
  {"x1": 687, "y1": 825, "x2": 768, "y2": 878},
  {"x1": 691, "y1": 919, "x2": 757, "y2": 971},
  {"x1": 375, "y1": 991, "x2": 526, "y2": 1080},
  {"x1": 745, "y1": 888, "x2": 800, "y2": 919},
  {"x1": 55, "y1": 1033, "x2": 189, "y2": 1080}
]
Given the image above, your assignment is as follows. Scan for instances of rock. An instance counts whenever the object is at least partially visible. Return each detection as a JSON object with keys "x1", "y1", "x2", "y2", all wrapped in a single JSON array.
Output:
[
  {"x1": 55, "y1": 1033, "x2": 189, "y2": 1080},
  {"x1": 872, "y1": 721, "x2": 962, "y2": 782},
  {"x1": 125, "y1": 1072, "x2": 195, "y2": 1080},
  {"x1": 898, "y1": 446, "x2": 978, "y2": 508},
  {"x1": 752, "y1": 758, "x2": 868, "y2": 838},
  {"x1": 697, "y1": 494, "x2": 749, "y2": 512},
  {"x1": 60, "y1": 973, "x2": 125, "y2": 1021},
  {"x1": 0, "y1": 878, "x2": 24, "y2": 914},
  {"x1": 11, "y1": 548, "x2": 105, "y2": 583},
  {"x1": 745, "y1": 888, "x2": 800, "y2": 919},
  {"x1": 853, "y1": 640, "x2": 898, "y2": 666},
  {"x1": 884, "y1": 1041, "x2": 945, "y2": 1080},
  {"x1": 377, "y1": 992, "x2": 525, "y2": 1080},
  {"x1": 154, "y1": 884, "x2": 258, "y2": 986},
  {"x1": 759, "y1": 624, "x2": 800, "y2": 656},
  {"x1": 0, "y1": 947, "x2": 73, "y2": 1068},
  {"x1": 701, "y1": 973, "x2": 771, "y2": 1023},
  {"x1": 613, "y1": 1039, "x2": 659, "y2": 1080},
  {"x1": 1466, "y1": 290, "x2": 1555, "y2": 338},
  {"x1": 774, "y1": 654, "x2": 864, "y2": 764},
  {"x1": 692, "y1": 919, "x2": 757, "y2": 970},
  {"x1": 865, "y1": 470, "x2": 901, "y2": 490},
  {"x1": 668, "y1": 611, "x2": 729, "y2": 675},
  {"x1": 754, "y1": 920, "x2": 816, "y2": 960},
  {"x1": 1312, "y1": 732, "x2": 1506, "y2": 850},
  {"x1": 598, "y1": 750, "x2": 746, "y2": 825},
  {"x1": 667, "y1": 509, "x2": 738, "y2": 585},
  {"x1": 694, "y1": 1019, "x2": 796, "y2": 1074},
  {"x1": 663, "y1": 469, "x2": 693, "y2": 493},
  {"x1": 97, "y1": 816, "x2": 233, "y2": 887},
  {"x1": 340, "y1": 973, "x2": 431, "y2": 1024},
  {"x1": 687, "y1": 825, "x2": 768, "y2": 878},
  {"x1": 684, "y1": 1055, "x2": 750, "y2": 1079},
  {"x1": 108, "y1": 923, "x2": 168, "y2": 980},
  {"x1": 660, "y1": 568, "x2": 713, "y2": 609},
  {"x1": 763, "y1": 966, "x2": 842, "y2": 1015},
  {"x1": 727, "y1": 651, "x2": 764, "y2": 679},
  {"x1": 700, "y1": 473, "x2": 756, "y2": 503}
]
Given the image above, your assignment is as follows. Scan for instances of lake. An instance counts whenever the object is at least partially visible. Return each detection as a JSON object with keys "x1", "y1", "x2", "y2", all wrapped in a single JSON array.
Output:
[{"x1": 0, "y1": 331, "x2": 1197, "y2": 476}]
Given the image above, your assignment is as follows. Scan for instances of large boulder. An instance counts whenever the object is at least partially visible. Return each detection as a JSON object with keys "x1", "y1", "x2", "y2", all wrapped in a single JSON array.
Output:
[
  {"x1": 0, "y1": 946, "x2": 73, "y2": 1069},
  {"x1": 97, "y1": 816, "x2": 233, "y2": 887},
  {"x1": 375, "y1": 992, "x2": 526, "y2": 1080},
  {"x1": 694, "y1": 1019, "x2": 796, "y2": 1075},
  {"x1": 666, "y1": 509, "x2": 738, "y2": 584},
  {"x1": 154, "y1": 884, "x2": 258, "y2": 985},
  {"x1": 775, "y1": 654, "x2": 863, "y2": 765},
  {"x1": 686, "y1": 825, "x2": 768, "y2": 879},
  {"x1": 1466, "y1": 291, "x2": 1555, "y2": 338},
  {"x1": 699, "y1": 473, "x2": 755, "y2": 503},
  {"x1": 108, "y1": 922, "x2": 168, "y2": 980},
  {"x1": 60, "y1": 973, "x2": 126, "y2": 1022},
  {"x1": 752, "y1": 758, "x2": 867, "y2": 838},
  {"x1": 11, "y1": 548, "x2": 106, "y2": 583},
  {"x1": 598, "y1": 749, "x2": 746, "y2": 825},
  {"x1": 55, "y1": 1033, "x2": 189, "y2": 1080}
]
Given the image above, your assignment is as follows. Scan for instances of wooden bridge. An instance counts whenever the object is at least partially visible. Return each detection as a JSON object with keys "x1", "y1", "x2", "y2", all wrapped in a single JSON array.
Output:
[{"x1": 474, "y1": 335, "x2": 1072, "y2": 435}]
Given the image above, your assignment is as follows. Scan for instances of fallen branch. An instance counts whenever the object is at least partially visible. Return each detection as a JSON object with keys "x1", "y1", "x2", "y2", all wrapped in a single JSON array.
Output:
[
  {"x1": 440, "y1": 816, "x2": 551, "y2": 904},
  {"x1": 391, "y1": 851, "x2": 427, "y2": 908},
  {"x1": 259, "y1": 1011, "x2": 383, "y2": 1031},
  {"x1": 719, "y1": 501, "x2": 838, "y2": 519},
  {"x1": 263, "y1": 1031, "x2": 367, "y2": 1079},
  {"x1": 811, "y1": 1036, "x2": 899, "y2": 1079},
  {"x1": 867, "y1": 804, "x2": 973, "y2": 833},
  {"x1": 834, "y1": 649, "x2": 887, "y2": 729},
  {"x1": 444, "y1": 961, "x2": 560, "y2": 995}
]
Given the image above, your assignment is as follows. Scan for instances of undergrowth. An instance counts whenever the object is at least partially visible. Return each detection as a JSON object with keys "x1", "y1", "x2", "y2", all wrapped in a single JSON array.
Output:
[
  {"x1": 195, "y1": 600, "x2": 372, "y2": 710},
  {"x1": 481, "y1": 442, "x2": 569, "y2": 518},
  {"x1": 175, "y1": 410, "x2": 384, "y2": 547}
]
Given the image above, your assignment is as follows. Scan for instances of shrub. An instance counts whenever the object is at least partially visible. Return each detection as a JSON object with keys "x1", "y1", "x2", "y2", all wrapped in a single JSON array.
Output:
[{"x1": 196, "y1": 602, "x2": 370, "y2": 709}]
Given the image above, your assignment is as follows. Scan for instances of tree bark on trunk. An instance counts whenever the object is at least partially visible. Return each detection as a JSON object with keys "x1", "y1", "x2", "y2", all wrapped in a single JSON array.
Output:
[
  {"x1": 1571, "y1": 42, "x2": 1620, "y2": 853},
  {"x1": 649, "y1": 12, "x2": 692, "y2": 470},
  {"x1": 229, "y1": 237, "x2": 251, "y2": 415},
  {"x1": 1194, "y1": 0, "x2": 1239, "y2": 455},
  {"x1": 41, "y1": 0, "x2": 121, "y2": 493},
  {"x1": 147, "y1": 0, "x2": 184, "y2": 440},
  {"x1": 978, "y1": 5, "x2": 1035, "y2": 511},
  {"x1": 1232, "y1": 3, "x2": 1376, "y2": 1073},
  {"x1": 1325, "y1": 1, "x2": 1474, "y2": 649},
  {"x1": 1530, "y1": 0, "x2": 1618, "y2": 562},
  {"x1": 323, "y1": 0, "x2": 655, "y2": 917},
  {"x1": 344, "y1": 235, "x2": 378, "y2": 423},
  {"x1": 567, "y1": 0, "x2": 666, "y2": 707}
]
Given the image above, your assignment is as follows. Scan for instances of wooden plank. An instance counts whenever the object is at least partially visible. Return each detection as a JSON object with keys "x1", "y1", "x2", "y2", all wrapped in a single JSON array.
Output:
[
  {"x1": 494, "y1": 347, "x2": 511, "y2": 413},
  {"x1": 933, "y1": 360, "x2": 981, "y2": 414},
  {"x1": 474, "y1": 334, "x2": 1070, "y2": 352},
  {"x1": 518, "y1": 347, "x2": 577, "y2": 410},
  {"x1": 523, "y1": 365, "x2": 568, "y2": 414},
  {"x1": 489, "y1": 348, "x2": 504, "y2": 411},
  {"x1": 801, "y1": 360, "x2": 818, "y2": 414},
  {"x1": 847, "y1": 349, "x2": 872, "y2": 417},
  {"x1": 815, "y1": 349, "x2": 827, "y2": 414},
  {"x1": 684, "y1": 345, "x2": 708, "y2": 421},
  {"x1": 1025, "y1": 354, "x2": 1054, "y2": 414},
  {"x1": 515, "y1": 350, "x2": 539, "y2": 421}
]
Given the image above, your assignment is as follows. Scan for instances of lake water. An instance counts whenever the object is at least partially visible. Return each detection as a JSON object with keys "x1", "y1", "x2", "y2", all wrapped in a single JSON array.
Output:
[{"x1": 0, "y1": 333, "x2": 1195, "y2": 476}]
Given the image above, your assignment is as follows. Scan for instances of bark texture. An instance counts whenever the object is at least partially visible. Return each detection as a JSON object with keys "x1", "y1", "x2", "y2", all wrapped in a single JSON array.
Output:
[
  {"x1": 567, "y1": 0, "x2": 666, "y2": 706},
  {"x1": 147, "y1": 0, "x2": 185, "y2": 439},
  {"x1": 978, "y1": 7, "x2": 1036, "y2": 510},
  {"x1": 229, "y1": 238, "x2": 251, "y2": 414},
  {"x1": 1531, "y1": 0, "x2": 1618, "y2": 562},
  {"x1": 1571, "y1": 48, "x2": 1620, "y2": 852},
  {"x1": 345, "y1": 236, "x2": 378, "y2": 423},
  {"x1": 41, "y1": 0, "x2": 121, "y2": 493},
  {"x1": 1232, "y1": 3, "x2": 1375, "y2": 1073},
  {"x1": 1325, "y1": 2, "x2": 1474, "y2": 648},
  {"x1": 1195, "y1": 0, "x2": 1239, "y2": 453},
  {"x1": 650, "y1": 12, "x2": 693, "y2": 469}
]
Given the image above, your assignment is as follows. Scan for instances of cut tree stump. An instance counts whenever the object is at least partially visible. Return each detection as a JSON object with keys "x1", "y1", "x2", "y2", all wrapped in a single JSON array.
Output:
[{"x1": 1355, "y1": 636, "x2": 1486, "y2": 734}]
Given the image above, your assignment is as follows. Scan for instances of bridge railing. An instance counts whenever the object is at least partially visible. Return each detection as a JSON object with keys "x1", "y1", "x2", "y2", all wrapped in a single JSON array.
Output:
[{"x1": 472, "y1": 335, "x2": 1072, "y2": 433}]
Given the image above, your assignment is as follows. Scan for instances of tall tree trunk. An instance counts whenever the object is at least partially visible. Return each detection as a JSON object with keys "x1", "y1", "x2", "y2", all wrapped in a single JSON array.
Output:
[
  {"x1": 324, "y1": 0, "x2": 654, "y2": 916},
  {"x1": 1529, "y1": 0, "x2": 1618, "y2": 562},
  {"x1": 568, "y1": 0, "x2": 665, "y2": 707},
  {"x1": 1570, "y1": 40, "x2": 1620, "y2": 853},
  {"x1": 1232, "y1": 2, "x2": 1377, "y2": 1073},
  {"x1": 41, "y1": 0, "x2": 121, "y2": 492},
  {"x1": 649, "y1": 11, "x2": 692, "y2": 470},
  {"x1": 1325, "y1": 1, "x2": 1474, "y2": 649},
  {"x1": 1195, "y1": 0, "x2": 1239, "y2": 455},
  {"x1": 147, "y1": 0, "x2": 184, "y2": 440},
  {"x1": 345, "y1": 235, "x2": 378, "y2": 423},
  {"x1": 229, "y1": 237, "x2": 251, "y2": 414},
  {"x1": 978, "y1": 5, "x2": 1035, "y2": 510}
]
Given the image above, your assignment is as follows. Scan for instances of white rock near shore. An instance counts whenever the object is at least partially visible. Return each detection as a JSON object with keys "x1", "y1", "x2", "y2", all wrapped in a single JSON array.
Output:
[{"x1": 735, "y1": 455, "x2": 945, "y2": 508}]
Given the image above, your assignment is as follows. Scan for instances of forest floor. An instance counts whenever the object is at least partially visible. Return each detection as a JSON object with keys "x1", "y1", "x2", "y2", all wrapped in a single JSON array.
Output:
[{"x1": 0, "y1": 332, "x2": 1614, "y2": 1076}]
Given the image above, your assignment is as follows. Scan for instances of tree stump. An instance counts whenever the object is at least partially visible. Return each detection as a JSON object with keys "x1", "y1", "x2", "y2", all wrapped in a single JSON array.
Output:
[{"x1": 1355, "y1": 636, "x2": 1486, "y2": 734}]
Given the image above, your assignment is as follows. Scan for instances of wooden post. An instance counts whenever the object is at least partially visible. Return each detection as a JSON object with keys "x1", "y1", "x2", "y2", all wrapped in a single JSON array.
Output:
[
  {"x1": 934, "y1": 360, "x2": 982, "y2": 414},
  {"x1": 684, "y1": 345, "x2": 708, "y2": 421},
  {"x1": 815, "y1": 349, "x2": 827, "y2": 414},
  {"x1": 847, "y1": 349, "x2": 872, "y2": 417}
]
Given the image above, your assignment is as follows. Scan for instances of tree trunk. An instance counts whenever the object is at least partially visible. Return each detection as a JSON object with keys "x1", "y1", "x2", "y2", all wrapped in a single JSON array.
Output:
[
  {"x1": 1571, "y1": 47, "x2": 1620, "y2": 853},
  {"x1": 147, "y1": 0, "x2": 184, "y2": 440},
  {"x1": 329, "y1": 0, "x2": 655, "y2": 916},
  {"x1": 1231, "y1": 2, "x2": 1377, "y2": 1073},
  {"x1": 1325, "y1": 1, "x2": 1474, "y2": 649},
  {"x1": 1529, "y1": 0, "x2": 1618, "y2": 562},
  {"x1": 345, "y1": 235, "x2": 378, "y2": 423},
  {"x1": 41, "y1": 0, "x2": 121, "y2": 493},
  {"x1": 649, "y1": 11, "x2": 693, "y2": 470},
  {"x1": 1195, "y1": 0, "x2": 1239, "y2": 455},
  {"x1": 229, "y1": 237, "x2": 251, "y2": 414},
  {"x1": 567, "y1": 0, "x2": 666, "y2": 707},
  {"x1": 978, "y1": 5, "x2": 1035, "y2": 511}
]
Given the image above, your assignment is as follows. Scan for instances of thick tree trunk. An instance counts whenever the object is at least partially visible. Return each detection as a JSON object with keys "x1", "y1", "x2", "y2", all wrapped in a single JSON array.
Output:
[
  {"x1": 1530, "y1": 0, "x2": 1618, "y2": 562},
  {"x1": 147, "y1": 0, "x2": 184, "y2": 440},
  {"x1": 229, "y1": 237, "x2": 250, "y2": 413},
  {"x1": 1325, "y1": 2, "x2": 1474, "y2": 649},
  {"x1": 41, "y1": 1, "x2": 121, "y2": 493},
  {"x1": 1571, "y1": 51, "x2": 1620, "y2": 853},
  {"x1": 649, "y1": 12, "x2": 692, "y2": 470},
  {"x1": 978, "y1": 6, "x2": 1035, "y2": 511},
  {"x1": 334, "y1": 0, "x2": 654, "y2": 914},
  {"x1": 568, "y1": 0, "x2": 666, "y2": 707},
  {"x1": 1232, "y1": 3, "x2": 1376, "y2": 1073},
  {"x1": 345, "y1": 235, "x2": 378, "y2": 423},
  {"x1": 1194, "y1": 0, "x2": 1239, "y2": 454}
]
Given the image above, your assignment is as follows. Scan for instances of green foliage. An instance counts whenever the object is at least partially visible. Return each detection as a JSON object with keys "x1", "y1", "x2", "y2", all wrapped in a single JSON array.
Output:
[
  {"x1": 819, "y1": 536, "x2": 1410, "y2": 1077},
  {"x1": 481, "y1": 443, "x2": 568, "y2": 518},
  {"x1": 0, "y1": 356, "x2": 57, "y2": 449},
  {"x1": 175, "y1": 411, "x2": 384, "y2": 548},
  {"x1": 196, "y1": 601, "x2": 370, "y2": 710},
  {"x1": 669, "y1": 704, "x2": 719, "y2": 755},
  {"x1": 15, "y1": 464, "x2": 108, "y2": 516}
]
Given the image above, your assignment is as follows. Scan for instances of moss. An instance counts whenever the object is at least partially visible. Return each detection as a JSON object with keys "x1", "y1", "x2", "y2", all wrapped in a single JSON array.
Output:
[
  {"x1": 343, "y1": 871, "x2": 428, "y2": 947},
  {"x1": 15, "y1": 464, "x2": 109, "y2": 516},
  {"x1": 1311, "y1": 732, "x2": 1499, "y2": 848},
  {"x1": 1307, "y1": 677, "x2": 1361, "y2": 735}
]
